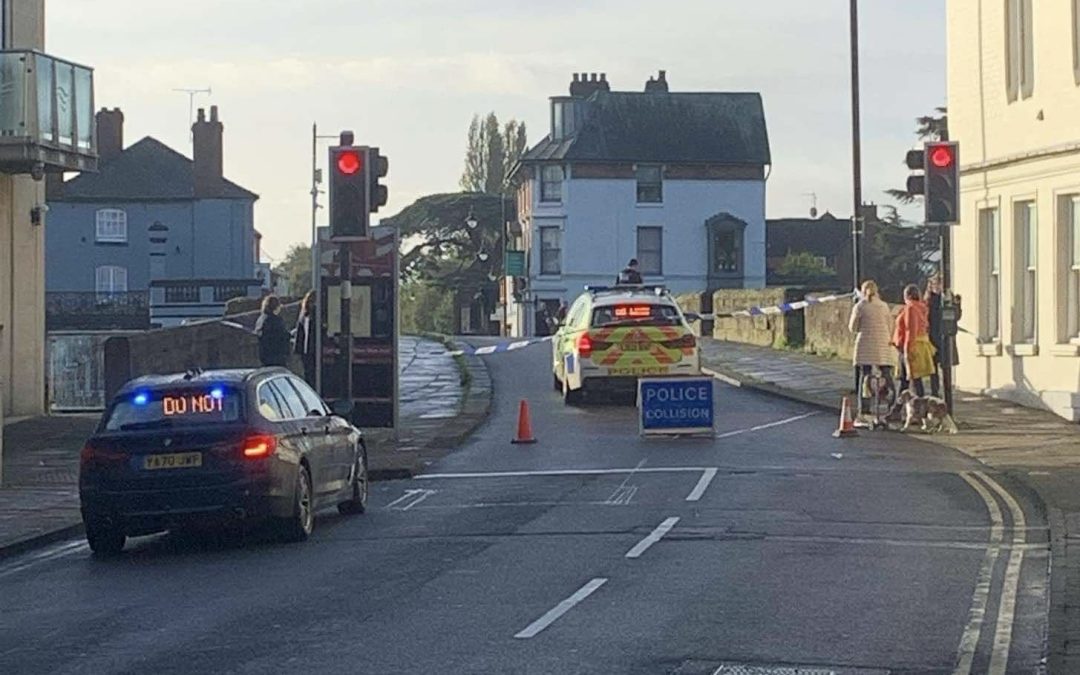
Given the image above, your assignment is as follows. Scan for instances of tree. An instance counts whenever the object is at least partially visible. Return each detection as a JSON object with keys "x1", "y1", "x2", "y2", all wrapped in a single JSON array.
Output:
[
  {"x1": 459, "y1": 113, "x2": 528, "y2": 194},
  {"x1": 864, "y1": 207, "x2": 939, "y2": 303},
  {"x1": 272, "y1": 243, "x2": 312, "y2": 297},
  {"x1": 777, "y1": 251, "x2": 834, "y2": 281}
]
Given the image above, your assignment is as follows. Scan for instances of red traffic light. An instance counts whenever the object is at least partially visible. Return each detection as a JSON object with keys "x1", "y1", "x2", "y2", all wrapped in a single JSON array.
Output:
[
  {"x1": 929, "y1": 146, "x2": 954, "y2": 169},
  {"x1": 337, "y1": 150, "x2": 362, "y2": 175}
]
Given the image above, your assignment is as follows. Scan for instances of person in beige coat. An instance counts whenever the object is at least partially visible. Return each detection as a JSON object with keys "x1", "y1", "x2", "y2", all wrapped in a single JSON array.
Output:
[{"x1": 848, "y1": 280, "x2": 896, "y2": 417}]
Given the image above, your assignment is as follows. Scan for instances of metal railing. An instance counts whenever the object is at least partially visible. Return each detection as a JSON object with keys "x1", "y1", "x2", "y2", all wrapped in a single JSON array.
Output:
[{"x1": 46, "y1": 292, "x2": 150, "y2": 331}]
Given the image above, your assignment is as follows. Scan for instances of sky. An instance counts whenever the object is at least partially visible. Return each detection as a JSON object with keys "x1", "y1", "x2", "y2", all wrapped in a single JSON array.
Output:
[{"x1": 47, "y1": 0, "x2": 945, "y2": 263}]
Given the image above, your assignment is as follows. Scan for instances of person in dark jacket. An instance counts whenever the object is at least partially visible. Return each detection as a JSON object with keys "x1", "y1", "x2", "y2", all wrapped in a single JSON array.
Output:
[
  {"x1": 293, "y1": 291, "x2": 317, "y2": 385},
  {"x1": 924, "y1": 274, "x2": 962, "y2": 397},
  {"x1": 255, "y1": 295, "x2": 291, "y2": 368},
  {"x1": 616, "y1": 259, "x2": 644, "y2": 285}
]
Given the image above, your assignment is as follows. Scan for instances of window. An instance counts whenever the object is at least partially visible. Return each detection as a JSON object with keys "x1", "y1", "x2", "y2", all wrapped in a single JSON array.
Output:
[
  {"x1": 268, "y1": 378, "x2": 306, "y2": 419},
  {"x1": 636, "y1": 226, "x2": 663, "y2": 276},
  {"x1": 1064, "y1": 197, "x2": 1080, "y2": 340},
  {"x1": 95, "y1": 265, "x2": 127, "y2": 300},
  {"x1": 566, "y1": 296, "x2": 589, "y2": 329},
  {"x1": 1075, "y1": 0, "x2": 1080, "y2": 83},
  {"x1": 979, "y1": 208, "x2": 1001, "y2": 341},
  {"x1": 257, "y1": 382, "x2": 287, "y2": 421},
  {"x1": 636, "y1": 165, "x2": 663, "y2": 203},
  {"x1": 540, "y1": 165, "x2": 563, "y2": 202},
  {"x1": 286, "y1": 377, "x2": 326, "y2": 417},
  {"x1": 1006, "y1": 0, "x2": 1034, "y2": 101},
  {"x1": 539, "y1": 226, "x2": 561, "y2": 275},
  {"x1": 165, "y1": 285, "x2": 200, "y2": 304},
  {"x1": 95, "y1": 209, "x2": 127, "y2": 243},
  {"x1": 1015, "y1": 201, "x2": 1037, "y2": 342},
  {"x1": 711, "y1": 229, "x2": 742, "y2": 274},
  {"x1": 213, "y1": 283, "x2": 249, "y2": 302}
]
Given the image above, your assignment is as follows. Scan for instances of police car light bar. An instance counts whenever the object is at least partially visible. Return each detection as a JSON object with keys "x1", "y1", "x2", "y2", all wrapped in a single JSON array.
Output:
[{"x1": 585, "y1": 284, "x2": 669, "y2": 295}]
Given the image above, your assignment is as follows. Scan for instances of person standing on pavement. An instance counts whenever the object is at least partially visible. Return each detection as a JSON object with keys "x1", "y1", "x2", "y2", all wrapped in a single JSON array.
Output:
[
  {"x1": 293, "y1": 291, "x2": 318, "y2": 386},
  {"x1": 924, "y1": 274, "x2": 961, "y2": 398},
  {"x1": 848, "y1": 280, "x2": 895, "y2": 418},
  {"x1": 616, "y1": 259, "x2": 644, "y2": 285},
  {"x1": 255, "y1": 295, "x2": 291, "y2": 368},
  {"x1": 893, "y1": 284, "x2": 936, "y2": 396}
]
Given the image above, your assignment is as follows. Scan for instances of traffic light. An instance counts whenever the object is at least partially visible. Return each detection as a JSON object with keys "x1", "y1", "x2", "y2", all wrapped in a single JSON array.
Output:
[
  {"x1": 905, "y1": 149, "x2": 925, "y2": 196},
  {"x1": 329, "y1": 145, "x2": 368, "y2": 239},
  {"x1": 367, "y1": 147, "x2": 389, "y2": 213},
  {"x1": 924, "y1": 142, "x2": 959, "y2": 224}
]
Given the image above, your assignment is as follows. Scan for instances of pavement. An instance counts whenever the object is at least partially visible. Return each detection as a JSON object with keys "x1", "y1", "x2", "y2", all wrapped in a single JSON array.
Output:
[
  {"x1": 0, "y1": 338, "x2": 1052, "y2": 673},
  {"x1": 700, "y1": 337, "x2": 1080, "y2": 672},
  {"x1": 0, "y1": 334, "x2": 490, "y2": 558}
]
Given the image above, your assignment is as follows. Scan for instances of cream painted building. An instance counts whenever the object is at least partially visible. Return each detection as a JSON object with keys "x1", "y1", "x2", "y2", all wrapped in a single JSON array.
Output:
[
  {"x1": 1, "y1": 0, "x2": 97, "y2": 422},
  {"x1": 948, "y1": 0, "x2": 1080, "y2": 419}
]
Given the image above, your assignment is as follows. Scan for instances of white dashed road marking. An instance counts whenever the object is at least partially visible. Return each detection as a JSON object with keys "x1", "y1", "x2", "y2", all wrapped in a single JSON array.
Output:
[
  {"x1": 514, "y1": 577, "x2": 608, "y2": 639},
  {"x1": 686, "y1": 468, "x2": 718, "y2": 502},
  {"x1": 625, "y1": 517, "x2": 680, "y2": 559},
  {"x1": 386, "y1": 489, "x2": 437, "y2": 511}
]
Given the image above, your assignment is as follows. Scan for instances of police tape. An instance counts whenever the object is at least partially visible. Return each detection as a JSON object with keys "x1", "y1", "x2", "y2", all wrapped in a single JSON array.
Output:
[
  {"x1": 704, "y1": 292, "x2": 857, "y2": 319},
  {"x1": 447, "y1": 336, "x2": 554, "y2": 357}
]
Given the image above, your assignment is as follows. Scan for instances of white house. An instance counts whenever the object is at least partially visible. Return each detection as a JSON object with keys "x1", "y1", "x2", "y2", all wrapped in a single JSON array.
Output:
[
  {"x1": 948, "y1": 0, "x2": 1080, "y2": 420},
  {"x1": 508, "y1": 71, "x2": 771, "y2": 336}
]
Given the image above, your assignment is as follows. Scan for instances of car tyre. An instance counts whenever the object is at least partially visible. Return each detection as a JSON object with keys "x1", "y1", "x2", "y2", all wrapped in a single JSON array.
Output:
[
  {"x1": 563, "y1": 377, "x2": 584, "y2": 406},
  {"x1": 553, "y1": 371, "x2": 562, "y2": 392},
  {"x1": 86, "y1": 523, "x2": 125, "y2": 557},
  {"x1": 338, "y1": 446, "x2": 368, "y2": 515},
  {"x1": 280, "y1": 464, "x2": 314, "y2": 543}
]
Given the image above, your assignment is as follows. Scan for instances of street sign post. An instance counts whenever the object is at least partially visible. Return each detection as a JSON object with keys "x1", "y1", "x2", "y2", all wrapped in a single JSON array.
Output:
[{"x1": 638, "y1": 377, "x2": 716, "y2": 437}]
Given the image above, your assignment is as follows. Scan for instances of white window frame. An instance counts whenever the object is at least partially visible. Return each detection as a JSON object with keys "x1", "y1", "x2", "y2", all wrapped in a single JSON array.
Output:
[
  {"x1": 95, "y1": 208, "x2": 128, "y2": 243},
  {"x1": 635, "y1": 165, "x2": 663, "y2": 204},
  {"x1": 979, "y1": 208, "x2": 1001, "y2": 342},
  {"x1": 1074, "y1": 0, "x2": 1080, "y2": 84},
  {"x1": 538, "y1": 226, "x2": 562, "y2": 276},
  {"x1": 1014, "y1": 201, "x2": 1037, "y2": 344},
  {"x1": 1006, "y1": 0, "x2": 1034, "y2": 101},
  {"x1": 636, "y1": 226, "x2": 663, "y2": 276},
  {"x1": 539, "y1": 165, "x2": 563, "y2": 203},
  {"x1": 95, "y1": 265, "x2": 128, "y2": 300},
  {"x1": 1063, "y1": 196, "x2": 1080, "y2": 341}
]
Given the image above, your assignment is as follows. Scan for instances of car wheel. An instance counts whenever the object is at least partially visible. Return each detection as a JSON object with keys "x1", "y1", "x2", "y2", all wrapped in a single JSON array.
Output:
[
  {"x1": 553, "y1": 371, "x2": 562, "y2": 392},
  {"x1": 280, "y1": 464, "x2": 314, "y2": 543},
  {"x1": 338, "y1": 446, "x2": 368, "y2": 515},
  {"x1": 563, "y1": 376, "x2": 583, "y2": 406},
  {"x1": 86, "y1": 523, "x2": 125, "y2": 557}
]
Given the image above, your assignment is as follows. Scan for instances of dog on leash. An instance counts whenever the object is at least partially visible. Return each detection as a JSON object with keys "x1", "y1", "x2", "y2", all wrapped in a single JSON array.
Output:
[{"x1": 894, "y1": 390, "x2": 958, "y2": 434}]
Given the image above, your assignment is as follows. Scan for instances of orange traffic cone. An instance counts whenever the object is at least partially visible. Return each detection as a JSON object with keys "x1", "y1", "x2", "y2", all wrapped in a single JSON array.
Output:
[
  {"x1": 833, "y1": 396, "x2": 859, "y2": 438},
  {"x1": 512, "y1": 399, "x2": 537, "y2": 444}
]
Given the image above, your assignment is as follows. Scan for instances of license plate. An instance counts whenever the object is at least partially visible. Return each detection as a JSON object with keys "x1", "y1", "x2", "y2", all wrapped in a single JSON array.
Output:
[{"x1": 143, "y1": 452, "x2": 202, "y2": 470}]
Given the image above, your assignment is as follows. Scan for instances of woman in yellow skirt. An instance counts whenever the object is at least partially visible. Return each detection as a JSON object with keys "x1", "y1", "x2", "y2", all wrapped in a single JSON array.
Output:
[{"x1": 893, "y1": 284, "x2": 936, "y2": 396}]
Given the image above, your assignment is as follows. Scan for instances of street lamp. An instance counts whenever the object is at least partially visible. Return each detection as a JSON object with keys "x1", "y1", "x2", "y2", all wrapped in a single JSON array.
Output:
[
  {"x1": 477, "y1": 251, "x2": 490, "y2": 263},
  {"x1": 465, "y1": 209, "x2": 478, "y2": 230}
]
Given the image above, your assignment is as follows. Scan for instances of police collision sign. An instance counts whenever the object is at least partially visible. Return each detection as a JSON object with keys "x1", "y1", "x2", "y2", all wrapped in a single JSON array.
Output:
[{"x1": 637, "y1": 377, "x2": 716, "y2": 436}]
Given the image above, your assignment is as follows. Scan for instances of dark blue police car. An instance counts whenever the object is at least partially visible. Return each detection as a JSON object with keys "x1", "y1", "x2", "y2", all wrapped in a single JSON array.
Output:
[{"x1": 79, "y1": 367, "x2": 367, "y2": 556}]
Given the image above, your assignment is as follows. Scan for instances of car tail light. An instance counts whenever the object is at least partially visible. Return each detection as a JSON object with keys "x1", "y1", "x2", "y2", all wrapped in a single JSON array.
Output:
[
  {"x1": 80, "y1": 442, "x2": 127, "y2": 467},
  {"x1": 664, "y1": 334, "x2": 696, "y2": 349},
  {"x1": 242, "y1": 434, "x2": 276, "y2": 459},
  {"x1": 577, "y1": 333, "x2": 593, "y2": 359}
]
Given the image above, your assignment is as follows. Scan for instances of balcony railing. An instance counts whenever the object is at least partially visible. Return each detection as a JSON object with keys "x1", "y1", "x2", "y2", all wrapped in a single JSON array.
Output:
[
  {"x1": 46, "y1": 292, "x2": 150, "y2": 331},
  {"x1": 0, "y1": 50, "x2": 97, "y2": 175}
]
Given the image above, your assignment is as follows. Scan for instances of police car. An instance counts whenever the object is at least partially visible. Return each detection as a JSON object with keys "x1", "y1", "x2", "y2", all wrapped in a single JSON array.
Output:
[{"x1": 552, "y1": 286, "x2": 701, "y2": 404}]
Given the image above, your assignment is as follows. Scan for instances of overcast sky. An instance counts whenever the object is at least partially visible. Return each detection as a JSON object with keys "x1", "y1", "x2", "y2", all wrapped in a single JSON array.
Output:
[{"x1": 48, "y1": 0, "x2": 945, "y2": 262}]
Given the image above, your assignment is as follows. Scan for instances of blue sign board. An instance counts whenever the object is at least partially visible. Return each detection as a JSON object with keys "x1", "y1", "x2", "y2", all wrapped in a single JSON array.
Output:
[{"x1": 638, "y1": 377, "x2": 715, "y2": 436}]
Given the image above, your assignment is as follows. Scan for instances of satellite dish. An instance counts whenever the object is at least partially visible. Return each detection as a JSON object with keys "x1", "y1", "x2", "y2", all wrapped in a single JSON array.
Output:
[{"x1": 810, "y1": 206, "x2": 819, "y2": 218}]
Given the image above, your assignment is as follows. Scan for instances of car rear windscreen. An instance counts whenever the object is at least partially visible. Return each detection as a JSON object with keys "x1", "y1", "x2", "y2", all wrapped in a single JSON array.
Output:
[
  {"x1": 104, "y1": 386, "x2": 242, "y2": 431},
  {"x1": 591, "y1": 304, "x2": 680, "y2": 327}
]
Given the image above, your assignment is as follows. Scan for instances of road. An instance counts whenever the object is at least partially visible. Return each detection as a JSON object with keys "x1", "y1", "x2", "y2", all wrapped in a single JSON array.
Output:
[{"x1": 0, "y1": 343, "x2": 1051, "y2": 674}]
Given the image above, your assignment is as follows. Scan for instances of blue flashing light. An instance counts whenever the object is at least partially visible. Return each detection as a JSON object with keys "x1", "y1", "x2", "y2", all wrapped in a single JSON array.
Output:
[
  {"x1": 210, "y1": 387, "x2": 224, "y2": 400},
  {"x1": 133, "y1": 392, "x2": 149, "y2": 406}
]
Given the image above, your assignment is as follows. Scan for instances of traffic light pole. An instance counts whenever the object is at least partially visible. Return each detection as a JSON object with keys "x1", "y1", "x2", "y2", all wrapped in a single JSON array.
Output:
[
  {"x1": 849, "y1": 0, "x2": 864, "y2": 289},
  {"x1": 941, "y1": 225, "x2": 954, "y2": 415}
]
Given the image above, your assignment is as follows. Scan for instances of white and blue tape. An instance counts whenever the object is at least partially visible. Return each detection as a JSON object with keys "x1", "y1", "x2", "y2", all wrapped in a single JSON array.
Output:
[{"x1": 448, "y1": 336, "x2": 554, "y2": 357}]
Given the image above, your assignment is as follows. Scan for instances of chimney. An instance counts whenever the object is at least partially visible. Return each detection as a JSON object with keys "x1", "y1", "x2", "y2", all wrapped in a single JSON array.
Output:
[
  {"x1": 192, "y1": 105, "x2": 224, "y2": 198},
  {"x1": 568, "y1": 71, "x2": 611, "y2": 98},
  {"x1": 96, "y1": 107, "x2": 124, "y2": 163},
  {"x1": 644, "y1": 69, "x2": 669, "y2": 93}
]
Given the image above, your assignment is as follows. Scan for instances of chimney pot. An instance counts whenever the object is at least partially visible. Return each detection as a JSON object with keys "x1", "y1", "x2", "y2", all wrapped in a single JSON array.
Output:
[
  {"x1": 196, "y1": 108, "x2": 206, "y2": 122},
  {"x1": 658, "y1": 70, "x2": 667, "y2": 81},
  {"x1": 573, "y1": 73, "x2": 580, "y2": 82},
  {"x1": 600, "y1": 73, "x2": 607, "y2": 82},
  {"x1": 95, "y1": 107, "x2": 125, "y2": 164},
  {"x1": 590, "y1": 73, "x2": 597, "y2": 82},
  {"x1": 210, "y1": 105, "x2": 219, "y2": 122},
  {"x1": 193, "y1": 106, "x2": 224, "y2": 198}
]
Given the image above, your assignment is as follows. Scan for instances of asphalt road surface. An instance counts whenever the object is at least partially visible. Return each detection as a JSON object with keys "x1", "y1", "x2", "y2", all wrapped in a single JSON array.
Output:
[{"x1": 0, "y1": 343, "x2": 1051, "y2": 674}]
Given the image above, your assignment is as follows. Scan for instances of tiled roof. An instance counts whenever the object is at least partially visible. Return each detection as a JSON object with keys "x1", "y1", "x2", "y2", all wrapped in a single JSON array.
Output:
[
  {"x1": 520, "y1": 91, "x2": 770, "y2": 166},
  {"x1": 54, "y1": 137, "x2": 257, "y2": 201},
  {"x1": 766, "y1": 214, "x2": 851, "y2": 258}
]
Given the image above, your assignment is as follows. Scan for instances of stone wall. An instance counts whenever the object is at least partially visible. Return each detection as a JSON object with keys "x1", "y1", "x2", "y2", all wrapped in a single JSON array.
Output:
[
  {"x1": 710, "y1": 288, "x2": 805, "y2": 348},
  {"x1": 104, "y1": 303, "x2": 302, "y2": 402}
]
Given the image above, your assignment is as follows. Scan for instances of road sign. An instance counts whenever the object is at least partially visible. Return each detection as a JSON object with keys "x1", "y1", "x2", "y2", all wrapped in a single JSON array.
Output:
[
  {"x1": 638, "y1": 377, "x2": 715, "y2": 436},
  {"x1": 505, "y1": 250, "x2": 525, "y2": 277}
]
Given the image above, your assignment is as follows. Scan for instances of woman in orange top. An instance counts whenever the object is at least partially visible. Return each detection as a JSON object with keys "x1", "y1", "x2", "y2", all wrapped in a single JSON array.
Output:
[{"x1": 893, "y1": 284, "x2": 937, "y2": 397}]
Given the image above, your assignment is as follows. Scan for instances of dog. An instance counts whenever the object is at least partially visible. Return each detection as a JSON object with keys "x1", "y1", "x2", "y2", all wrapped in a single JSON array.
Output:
[{"x1": 894, "y1": 390, "x2": 958, "y2": 434}]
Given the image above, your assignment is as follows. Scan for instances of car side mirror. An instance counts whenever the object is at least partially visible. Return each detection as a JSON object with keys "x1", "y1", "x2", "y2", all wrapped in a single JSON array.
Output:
[
  {"x1": 330, "y1": 399, "x2": 353, "y2": 418},
  {"x1": 684, "y1": 312, "x2": 701, "y2": 323}
]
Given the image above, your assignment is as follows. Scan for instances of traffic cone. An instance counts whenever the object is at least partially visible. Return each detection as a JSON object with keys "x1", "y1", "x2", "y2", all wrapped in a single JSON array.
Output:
[
  {"x1": 832, "y1": 396, "x2": 859, "y2": 438},
  {"x1": 511, "y1": 399, "x2": 537, "y2": 444}
]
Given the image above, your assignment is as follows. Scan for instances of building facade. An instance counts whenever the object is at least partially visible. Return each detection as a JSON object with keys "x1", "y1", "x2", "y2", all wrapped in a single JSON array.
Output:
[
  {"x1": 510, "y1": 71, "x2": 770, "y2": 336},
  {"x1": 949, "y1": 0, "x2": 1080, "y2": 419},
  {"x1": 1, "y1": 0, "x2": 98, "y2": 417},
  {"x1": 46, "y1": 107, "x2": 260, "y2": 328}
]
